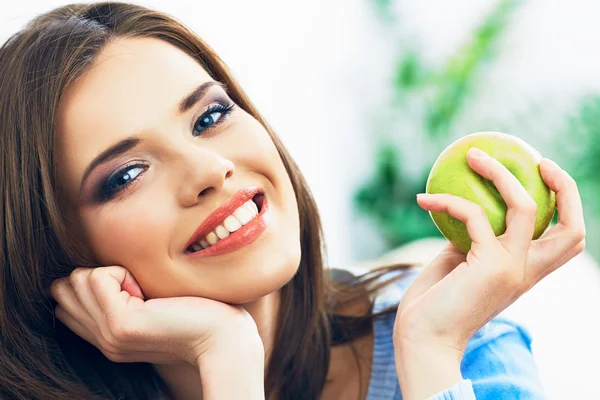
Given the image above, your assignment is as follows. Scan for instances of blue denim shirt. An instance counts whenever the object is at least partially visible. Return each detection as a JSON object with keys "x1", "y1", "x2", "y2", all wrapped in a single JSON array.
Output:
[{"x1": 365, "y1": 268, "x2": 547, "y2": 399}]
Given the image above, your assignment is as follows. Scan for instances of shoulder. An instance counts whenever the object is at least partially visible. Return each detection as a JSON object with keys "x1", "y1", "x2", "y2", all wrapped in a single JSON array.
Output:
[{"x1": 371, "y1": 267, "x2": 422, "y2": 309}]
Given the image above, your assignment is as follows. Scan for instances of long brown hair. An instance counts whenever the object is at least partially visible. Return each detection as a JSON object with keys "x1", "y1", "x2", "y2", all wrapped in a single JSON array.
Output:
[{"x1": 0, "y1": 2, "x2": 414, "y2": 399}]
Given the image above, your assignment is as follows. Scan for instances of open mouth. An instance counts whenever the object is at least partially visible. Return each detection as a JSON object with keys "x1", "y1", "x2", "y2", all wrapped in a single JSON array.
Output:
[{"x1": 185, "y1": 193, "x2": 265, "y2": 254}]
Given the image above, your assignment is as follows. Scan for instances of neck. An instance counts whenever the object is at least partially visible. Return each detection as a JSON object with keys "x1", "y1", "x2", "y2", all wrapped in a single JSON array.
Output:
[{"x1": 154, "y1": 290, "x2": 281, "y2": 400}]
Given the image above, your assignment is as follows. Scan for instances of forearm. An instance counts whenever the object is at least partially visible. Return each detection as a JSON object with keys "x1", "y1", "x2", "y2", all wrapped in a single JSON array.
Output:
[
  {"x1": 197, "y1": 343, "x2": 265, "y2": 400},
  {"x1": 394, "y1": 340, "x2": 464, "y2": 400}
]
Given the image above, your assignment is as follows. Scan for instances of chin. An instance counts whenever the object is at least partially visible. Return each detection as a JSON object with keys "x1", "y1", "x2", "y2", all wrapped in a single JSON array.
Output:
[{"x1": 222, "y1": 243, "x2": 302, "y2": 305}]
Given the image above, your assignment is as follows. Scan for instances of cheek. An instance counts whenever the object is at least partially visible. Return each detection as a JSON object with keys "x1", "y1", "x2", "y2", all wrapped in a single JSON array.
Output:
[
  {"x1": 249, "y1": 126, "x2": 301, "y2": 251},
  {"x1": 235, "y1": 118, "x2": 295, "y2": 202},
  {"x1": 80, "y1": 197, "x2": 175, "y2": 275}
]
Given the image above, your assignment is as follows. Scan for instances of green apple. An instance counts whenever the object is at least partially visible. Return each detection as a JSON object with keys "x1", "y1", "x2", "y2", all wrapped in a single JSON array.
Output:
[{"x1": 425, "y1": 131, "x2": 556, "y2": 253}]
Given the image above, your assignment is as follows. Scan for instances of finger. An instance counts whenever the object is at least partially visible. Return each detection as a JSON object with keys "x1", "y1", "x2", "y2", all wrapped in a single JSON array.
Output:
[
  {"x1": 417, "y1": 193, "x2": 498, "y2": 249},
  {"x1": 526, "y1": 160, "x2": 586, "y2": 272},
  {"x1": 88, "y1": 266, "x2": 143, "y2": 317},
  {"x1": 50, "y1": 278, "x2": 96, "y2": 328},
  {"x1": 402, "y1": 242, "x2": 466, "y2": 301},
  {"x1": 55, "y1": 304, "x2": 100, "y2": 348},
  {"x1": 466, "y1": 147, "x2": 537, "y2": 253},
  {"x1": 538, "y1": 158, "x2": 586, "y2": 244},
  {"x1": 69, "y1": 268, "x2": 105, "y2": 323},
  {"x1": 532, "y1": 239, "x2": 585, "y2": 285},
  {"x1": 531, "y1": 225, "x2": 583, "y2": 272},
  {"x1": 56, "y1": 305, "x2": 166, "y2": 364}
]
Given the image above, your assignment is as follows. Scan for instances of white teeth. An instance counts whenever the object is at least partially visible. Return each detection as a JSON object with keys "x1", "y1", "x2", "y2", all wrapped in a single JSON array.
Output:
[
  {"x1": 246, "y1": 200, "x2": 259, "y2": 215},
  {"x1": 234, "y1": 205, "x2": 254, "y2": 224},
  {"x1": 223, "y1": 215, "x2": 242, "y2": 232},
  {"x1": 206, "y1": 232, "x2": 219, "y2": 245},
  {"x1": 191, "y1": 243, "x2": 203, "y2": 252},
  {"x1": 215, "y1": 225, "x2": 230, "y2": 239},
  {"x1": 189, "y1": 197, "x2": 263, "y2": 253}
]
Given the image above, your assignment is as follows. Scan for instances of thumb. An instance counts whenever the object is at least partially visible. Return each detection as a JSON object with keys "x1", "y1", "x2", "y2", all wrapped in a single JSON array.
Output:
[
  {"x1": 121, "y1": 269, "x2": 145, "y2": 300},
  {"x1": 401, "y1": 242, "x2": 466, "y2": 303},
  {"x1": 89, "y1": 266, "x2": 144, "y2": 314}
]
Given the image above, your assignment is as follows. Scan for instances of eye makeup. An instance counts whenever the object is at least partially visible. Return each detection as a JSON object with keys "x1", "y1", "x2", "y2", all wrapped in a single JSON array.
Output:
[{"x1": 84, "y1": 97, "x2": 236, "y2": 204}]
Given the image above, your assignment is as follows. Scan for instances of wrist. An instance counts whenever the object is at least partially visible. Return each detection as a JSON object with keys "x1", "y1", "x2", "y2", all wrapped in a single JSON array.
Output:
[
  {"x1": 195, "y1": 323, "x2": 265, "y2": 400},
  {"x1": 394, "y1": 339, "x2": 464, "y2": 400},
  {"x1": 189, "y1": 315, "x2": 264, "y2": 367},
  {"x1": 197, "y1": 339, "x2": 265, "y2": 400},
  {"x1": 197, "y1": 329, "x2": 265, "y2": 367}
]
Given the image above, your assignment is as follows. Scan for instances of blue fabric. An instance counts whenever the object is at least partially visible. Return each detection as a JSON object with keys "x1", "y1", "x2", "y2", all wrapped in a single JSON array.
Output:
[{"x1": 365, "y1": 268, "x2": 547, "y2": 399}]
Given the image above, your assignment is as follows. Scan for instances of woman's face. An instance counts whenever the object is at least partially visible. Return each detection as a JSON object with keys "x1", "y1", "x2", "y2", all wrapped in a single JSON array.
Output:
[{"x1": 55, "y1": 37, "x2": 301, "y2": 303}]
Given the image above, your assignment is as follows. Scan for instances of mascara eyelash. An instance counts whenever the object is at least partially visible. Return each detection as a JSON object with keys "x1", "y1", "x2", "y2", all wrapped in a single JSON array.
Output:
[
  {"x1": 192, "y1": 101, "x2": 235, "y2": 137},
  {"x1": 98, "y1": 162, "x2": 147, "y2": 202}
]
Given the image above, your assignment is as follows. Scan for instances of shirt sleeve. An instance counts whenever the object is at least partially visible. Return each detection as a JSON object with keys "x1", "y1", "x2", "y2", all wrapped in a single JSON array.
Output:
[
  {"x1": 423, "y1": 316, "x2": 545, "y2": 400},
  {"x1": 373, "y1": 269, "x2": 547, "y2": 400},
  {"x1": 426, "y1": 379, "x2": 476, "y2": 400},
  {"x1": 460, "y1": 316, "x2": 547, "y2": 399}
]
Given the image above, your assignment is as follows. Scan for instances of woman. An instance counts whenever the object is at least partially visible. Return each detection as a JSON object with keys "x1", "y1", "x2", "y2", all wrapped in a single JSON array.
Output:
[{"x1": 0, "y1": 2, "x2": 585, "y2": 399}]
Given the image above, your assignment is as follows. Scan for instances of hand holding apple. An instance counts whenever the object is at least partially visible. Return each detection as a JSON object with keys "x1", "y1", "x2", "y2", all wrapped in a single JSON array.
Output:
[
  {"x1": 425, "y1": 131, "x2": 556, "y2": 253},
  {"x1": 393, "y1": 147, "x2": 585, "y2": 399}
]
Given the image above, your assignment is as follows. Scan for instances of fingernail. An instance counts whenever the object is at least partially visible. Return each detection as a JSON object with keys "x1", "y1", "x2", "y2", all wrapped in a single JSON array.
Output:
[
  {"x1": 468, "y1": 147, "x2": 488, "y2": 159},
  {"x1": 543, "y1": 157, "x2": 560, "y2": 169},
  {"x1": 416, "y1": 193, "x2": 431, "y2": 199}
]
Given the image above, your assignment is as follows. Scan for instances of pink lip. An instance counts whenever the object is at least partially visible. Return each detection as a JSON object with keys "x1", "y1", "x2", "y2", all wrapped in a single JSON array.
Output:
[{"x1": 183, "y1": 186, "x2": 269, "y2": 258}]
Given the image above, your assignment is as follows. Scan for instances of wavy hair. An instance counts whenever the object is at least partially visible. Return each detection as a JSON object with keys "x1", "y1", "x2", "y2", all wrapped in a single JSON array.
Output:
[{"x1": 0, "y1": 2, "x2": 413, "y2": 399}]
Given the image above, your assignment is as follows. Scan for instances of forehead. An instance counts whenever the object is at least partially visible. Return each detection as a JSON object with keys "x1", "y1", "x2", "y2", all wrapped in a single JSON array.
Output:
[
  {"x1": 55, "y1": 37, "x2": 213, "y2": 190},
  {"x1": 58, "y1": 36, "x2": 213, "y2": 133},
  {"x1": 59, "y1": 36, "x2": 212, "y2": 130}
]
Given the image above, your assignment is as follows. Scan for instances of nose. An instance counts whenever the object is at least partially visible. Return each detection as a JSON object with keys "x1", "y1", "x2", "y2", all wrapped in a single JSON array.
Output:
[{"x1": 177, "y1": 147, "x2": 235, "y2": 207}]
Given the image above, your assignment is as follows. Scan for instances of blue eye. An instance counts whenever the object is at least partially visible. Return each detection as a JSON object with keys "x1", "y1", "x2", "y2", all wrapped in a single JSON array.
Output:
[
  {"x1": 100, "y1": 164, "x2": 147, "y2": 201},
  {"x1": 193, "y1": 102, "x2": 235, "y2": 136}
]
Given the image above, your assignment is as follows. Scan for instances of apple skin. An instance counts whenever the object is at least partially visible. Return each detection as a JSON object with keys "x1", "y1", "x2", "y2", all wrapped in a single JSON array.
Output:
[{"x1": 425, "y1": 131, "x2": 556, "y2": 253}]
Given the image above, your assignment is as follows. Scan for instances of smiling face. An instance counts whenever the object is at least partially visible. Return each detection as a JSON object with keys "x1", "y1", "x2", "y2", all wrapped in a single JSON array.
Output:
[{"x1": 55, "y1": 37, "x2": 301, "y2": 303}]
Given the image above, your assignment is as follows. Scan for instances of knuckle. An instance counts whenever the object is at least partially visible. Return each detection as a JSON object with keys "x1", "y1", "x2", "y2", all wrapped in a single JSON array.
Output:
[
  {"x1": 486, "y1": 164, "x2": 497, "y2": 180},
  {"x1": 102, "y1": 349, "x2": 124, "y2": 363},
  {"x1": 472, "y1": 204, "x2": 486, "y2": 220},
  {"x1": 574, "y1": 239, "x2": 586, "y2": 254},
  {"x1": 573, "y1": 228, "x2": 586, "y2": 245},
  {"x1": 50, "y1": 278, "x2": 67, "y2": 299},
  {"x1": 564, "y1": 173, "x2": 578, "y2": 190},
  {"x1": 69, "y1": 267, "x2": 89, "y2": 286},
  {"x1": 88, "y1": 267, "x2": 103, "y2": 286},
  {"x1": 520, "y1": 198, "x2": 538, "y2": 218},
  {"x1": 107, "y1": 317, "x2": 139, "y2": 343},
  {"x1": 54, "y1": 304, "x2": 65, "y2": 320},
  {"x1": 98, "y1": 336, "x2": 121, "y2": 355},
  {"x1": 565, "y1": 226, "x2": 586, "y2": 247}
]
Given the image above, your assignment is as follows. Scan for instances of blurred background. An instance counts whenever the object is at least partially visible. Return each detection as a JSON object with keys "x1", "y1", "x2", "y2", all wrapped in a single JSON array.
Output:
[{"x1": 2, "y1": 0, "x2": 599, "y2": 398}]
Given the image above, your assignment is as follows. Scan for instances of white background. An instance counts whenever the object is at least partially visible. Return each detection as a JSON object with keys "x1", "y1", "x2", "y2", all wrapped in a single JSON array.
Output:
[{"x1": 2, "y1": 1, "x2": 600, "y2": 398}]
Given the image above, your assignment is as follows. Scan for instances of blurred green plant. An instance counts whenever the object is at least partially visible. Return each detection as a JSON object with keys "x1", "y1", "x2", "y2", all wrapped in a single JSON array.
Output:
[
  {"x1": 561, "y1": 95, "x2": 600, "y2": 259},
  {"x1": 566, "y1": 95, "x2": 600, "y2": 203},
  {"x1": 423, "y1": 0, "x2": 519, "y2": 139},
  {"x1": 371, "y1": 0, "x2": 396, "y2": 23},
  {"x1": 354, "y1": 145, "x2": 440, "y2": 248},
  {"x1": 354, "y1": 0, "x2": 522, "y2": 250},
  {"x1": 356, "y1": 0, "x2": 599, "y2": 260}
]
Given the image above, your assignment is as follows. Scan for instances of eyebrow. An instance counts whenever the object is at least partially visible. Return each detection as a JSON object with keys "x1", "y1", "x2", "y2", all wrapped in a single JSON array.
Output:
[
  {"x1": 78, "y1": 137, "x2": 142, "y2": 198},
  {"x1": 79, "y1": 80, "x2": 227, "y2": 197},
  {"x1": 178, "y1": 81, "x2": 227, "y2": 115}
]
